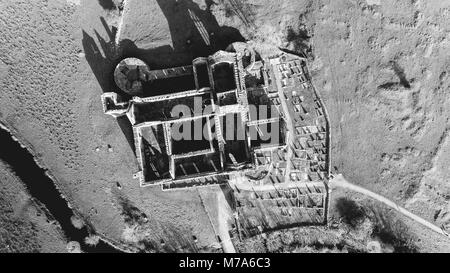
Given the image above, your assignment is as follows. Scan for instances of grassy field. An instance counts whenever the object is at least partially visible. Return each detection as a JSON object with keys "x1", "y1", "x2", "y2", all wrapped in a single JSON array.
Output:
[
  {"x1": 0, "y1": 0, "x2": 448, "y2": 252},
  {"x1": 0, "y1": 159, "x2": 67, "y2": 253}
]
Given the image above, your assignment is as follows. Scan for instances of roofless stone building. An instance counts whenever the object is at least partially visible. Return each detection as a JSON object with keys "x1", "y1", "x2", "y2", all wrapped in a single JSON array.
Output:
[{"x1": 101, "y1": 43, "x2": 331, "y2": 230}]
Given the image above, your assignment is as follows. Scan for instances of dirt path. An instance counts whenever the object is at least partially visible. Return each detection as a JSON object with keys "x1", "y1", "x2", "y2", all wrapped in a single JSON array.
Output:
[
  {"x1": 198, "y1": 187, "x2": 236, "y2": 253},
  {"x1": 271, "y1": 59, "x2": 294, "y2": 183},
  {"x1": 233, "y1": 180, "x2": 325, "y2": 192},
  {"x1": 330, "y1": 174, "x2": 449, "y2": 238}
]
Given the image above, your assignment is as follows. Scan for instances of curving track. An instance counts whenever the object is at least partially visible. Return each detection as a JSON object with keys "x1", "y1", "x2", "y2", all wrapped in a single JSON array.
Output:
[{"x1": 330, "y1": 174, "x2": 449, "y2": 238}]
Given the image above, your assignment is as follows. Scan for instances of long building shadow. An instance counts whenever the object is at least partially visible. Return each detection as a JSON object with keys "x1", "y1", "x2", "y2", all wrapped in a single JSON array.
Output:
[
  {"x1": 82, "y1": 0, "x2": 245, "y2": 154},
  {"x1": 82, "y1": 17, "x2": 118, "y2": 95},
  {"x1": 83, "y1": 1, "x2": 245, "y2": 92},
  {"x1": 155, "y1": 0, "x2": 245, "y2": 57},
  {"x1": 116, "y1": 0, "x2": 245, "y2": 69}
]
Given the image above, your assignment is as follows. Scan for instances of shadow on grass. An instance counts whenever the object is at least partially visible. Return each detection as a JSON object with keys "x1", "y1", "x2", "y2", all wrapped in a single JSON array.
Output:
[{"x1": 336, "y1": 197, "x2": 366, "y2": 229}]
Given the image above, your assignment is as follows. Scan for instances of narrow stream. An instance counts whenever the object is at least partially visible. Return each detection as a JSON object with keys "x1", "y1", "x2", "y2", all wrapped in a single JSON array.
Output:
[{"x1": 0, "y1": 126, "x2": 122, "y2": 253}]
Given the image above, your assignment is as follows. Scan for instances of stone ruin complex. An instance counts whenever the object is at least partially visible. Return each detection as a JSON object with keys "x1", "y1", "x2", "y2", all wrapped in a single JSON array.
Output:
[{"x1": 101, "y1": 42, "x2": 331, "y2": 235}]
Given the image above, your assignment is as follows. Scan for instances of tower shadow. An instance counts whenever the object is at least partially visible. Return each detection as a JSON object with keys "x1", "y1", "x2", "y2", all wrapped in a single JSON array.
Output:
[{"x1": 82, "y1": 17, "x2": 118, "y2": 95}]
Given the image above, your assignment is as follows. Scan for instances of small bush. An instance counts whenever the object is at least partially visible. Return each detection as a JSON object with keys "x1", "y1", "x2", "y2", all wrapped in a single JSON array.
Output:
[
  {"x1": 369, "y1": 206, "x2": 418, "y2": 253},
  {"x1": 335, "y1": 198, "x2": 366, "y2": 228}
]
